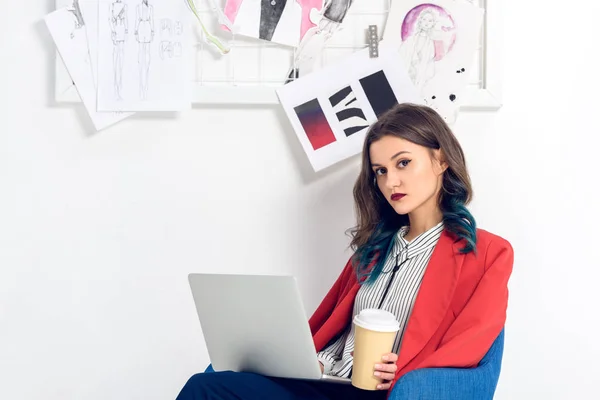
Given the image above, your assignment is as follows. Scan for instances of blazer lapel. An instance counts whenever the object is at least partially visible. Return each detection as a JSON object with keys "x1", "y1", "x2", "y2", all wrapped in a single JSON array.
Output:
[{"x1": 396, "y1": 230, "x2": 466, "y2": 369}]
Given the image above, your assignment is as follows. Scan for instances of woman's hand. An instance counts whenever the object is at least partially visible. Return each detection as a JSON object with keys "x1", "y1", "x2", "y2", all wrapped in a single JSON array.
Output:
[
  {"x1": 373, "y1": 352, "x2": 398, "y2": 390},
  {"x1": 318, "y1": 361, "x2": 324, "y2": 373}
]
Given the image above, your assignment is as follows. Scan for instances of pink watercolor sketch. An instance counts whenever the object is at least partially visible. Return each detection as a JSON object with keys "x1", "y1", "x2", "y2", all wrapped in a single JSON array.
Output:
[
  {"x1": 399, "y1": 4, "x2": 456, "y2": 91},
  {"x1": 286, "y1": 0, "x2": 355, "y2": 82},
  {"x1": 297, "y1": 0, "x2": 323, "y2": 40},
  {"x1": 222, "y1": 0, "x2": 323, "y2": 46},
  {"x1": 223, "y1": 0, "x2": 243, "y2": 26}
]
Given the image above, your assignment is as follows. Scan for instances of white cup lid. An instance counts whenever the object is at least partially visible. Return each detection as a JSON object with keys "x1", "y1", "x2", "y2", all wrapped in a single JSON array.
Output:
[{"x1": 353, "y1": 308, "x2": 400, "y2": 332}]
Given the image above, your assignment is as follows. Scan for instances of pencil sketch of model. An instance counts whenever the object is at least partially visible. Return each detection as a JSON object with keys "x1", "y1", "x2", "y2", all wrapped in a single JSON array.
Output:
[
  {"x1": 400, "y1": 8, "x2": 454, "y2": 91},
  {"x1": 135, "y1": 0, "x2": 154, "y2": 100},
  {"x1": 109, "y1": 0, "x2": 128, "y2": 100}
]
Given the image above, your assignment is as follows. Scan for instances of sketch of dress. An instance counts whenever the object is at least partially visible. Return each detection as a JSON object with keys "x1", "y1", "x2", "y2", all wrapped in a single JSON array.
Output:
[
  {"x1": 109, "y1": 0, "x2": 128, "y2": 100},
  {"x1": 135, "y1": 0, "x2": 154, "y2": 100},
  {"x1": 285, "y1": 0, "x2": 355, "y2": 83},
  {"x1": 399, "y1": 8, "x2": 455, "y2": 91}
]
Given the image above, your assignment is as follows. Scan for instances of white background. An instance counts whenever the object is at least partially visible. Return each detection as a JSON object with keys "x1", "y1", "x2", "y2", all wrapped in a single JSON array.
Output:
[{"x1": 1, "y1": 1, "x2": 599, "y2": 399}]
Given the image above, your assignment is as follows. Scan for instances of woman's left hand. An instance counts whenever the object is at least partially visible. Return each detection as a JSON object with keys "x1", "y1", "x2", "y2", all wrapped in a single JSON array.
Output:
[{"x1": 373, "y1": 352, "x2": 398, "y2": 390}]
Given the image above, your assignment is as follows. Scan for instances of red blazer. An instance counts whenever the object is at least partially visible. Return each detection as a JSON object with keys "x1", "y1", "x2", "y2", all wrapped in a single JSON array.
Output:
[{"x1": 308, "y1": 228, "x2": 514, "y2": 396}]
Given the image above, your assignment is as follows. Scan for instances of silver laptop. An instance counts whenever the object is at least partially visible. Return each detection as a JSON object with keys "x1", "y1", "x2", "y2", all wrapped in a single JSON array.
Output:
[{"x1": 188, "y1": 273, "x2": 351, "y2": 384}]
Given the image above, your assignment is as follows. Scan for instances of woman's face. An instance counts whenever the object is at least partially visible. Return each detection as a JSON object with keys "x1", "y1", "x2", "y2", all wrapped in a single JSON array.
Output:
[
  {"x1": 418, "y1": 12, "x2": 435, "y2": 30},
  {"x1": 369, "y1": 135, "x2": 446, "y2": 217}
]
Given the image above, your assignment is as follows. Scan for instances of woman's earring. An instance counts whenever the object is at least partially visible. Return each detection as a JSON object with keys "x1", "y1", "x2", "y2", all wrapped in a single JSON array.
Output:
[{"x1": 373, "y1": 176, "x2": 377, "y2": 186}]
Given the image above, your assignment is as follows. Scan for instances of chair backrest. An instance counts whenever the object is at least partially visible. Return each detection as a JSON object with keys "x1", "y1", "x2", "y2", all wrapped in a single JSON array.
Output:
[{"x1": 477, "y1": 327, "x2": 505, "y2": 395}]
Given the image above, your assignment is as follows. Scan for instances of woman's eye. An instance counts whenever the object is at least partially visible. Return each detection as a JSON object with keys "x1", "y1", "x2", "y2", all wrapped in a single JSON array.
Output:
[
  {"x1": 398, "y1": 159, "x2": 411, "y2": 168},
  {"x1": 374, "y1": 168, "x2": 386, "y2": 176}
]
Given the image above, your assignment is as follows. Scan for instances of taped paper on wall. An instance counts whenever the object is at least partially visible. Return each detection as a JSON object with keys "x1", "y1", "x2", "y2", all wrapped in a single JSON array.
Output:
[
  {"x1": 45, "y1": 6, "x2": 133, "y2": 131},
  {"x1": 96, "y1": 0, "x2": 193, "y2": 111},
  {"x1": 382, "y1": 0, "x2": 484, "y2": 124},
  {"x1": 277, "y1": 45, "x2": 424, "y2": 172}
]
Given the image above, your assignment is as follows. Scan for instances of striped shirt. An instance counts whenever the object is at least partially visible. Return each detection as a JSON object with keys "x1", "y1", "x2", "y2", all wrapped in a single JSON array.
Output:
[{"x1": 316, "y1": 222, "x2": 444, "y2": 377}]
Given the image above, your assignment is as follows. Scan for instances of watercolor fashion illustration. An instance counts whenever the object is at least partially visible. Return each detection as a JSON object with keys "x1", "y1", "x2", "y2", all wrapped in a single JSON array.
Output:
[
  {"x1": 399, "y1": 5, "x2": 456, "y2": 91},
  {"x1": 285, "y1": 0, "x2": 355, "y2": 83}
]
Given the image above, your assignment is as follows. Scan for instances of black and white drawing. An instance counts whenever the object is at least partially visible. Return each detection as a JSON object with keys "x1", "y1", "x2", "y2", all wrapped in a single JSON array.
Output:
[
  {"x1": 109, "y1": 0, "x2": 128, "y2": 100},
  {"x1": 45, "y1": 7, "x2": 133, "y2": 130},
  {"x1": 160, "y1": 41, "x2": 171, "y2": 59},
  {"x1": 67, "y1": 0, "x2": 85, "y2": 39},
  {"x1": 135, "y1": 0, "x2": 154, "y2": 100},
  {"x1": 160, "y1": 18, "x2": 172, "y2": 36},
  {"x1": 173, "y1": 41, "x2": 182, "y2": 57},
  {"x1": 159, "y1": 41, "x2": 183, "y2": 59},
  {"x1": 97, "y1": 0, "x2": 191, "y2": 111},
  {"x1": 157, "y1": 13, "x2": 182, "y2": 61},
  {"x1": 328, "y1": 86, "x2": 369, "y2": 137},
  {"x1": 174, "y1": 20, "x2": 183, "y2": 35}
]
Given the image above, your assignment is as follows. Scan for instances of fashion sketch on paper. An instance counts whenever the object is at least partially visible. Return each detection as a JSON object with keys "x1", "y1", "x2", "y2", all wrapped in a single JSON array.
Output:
[
  {"x1": 135, "y1": 0, "x2": 155, "y2": 100},
  {"x1": 285, "y1": 0, "x2": 355, "y2": 83},
  {"x1": 399, "y1": 7, "x2": 455, "y2": 91},
  {"x1": 67, "y1": 0, "x2": 85, "y2": 39},
  {"x1": 161, "y1": 18, "x2": 172, "y2": 36},
  {"x1": 109, "y1": 0, "x2": 128, "y2": 100}
]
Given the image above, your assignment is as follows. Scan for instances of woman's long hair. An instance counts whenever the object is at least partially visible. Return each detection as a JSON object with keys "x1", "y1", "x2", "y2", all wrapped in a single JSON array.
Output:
[{"x1": 349, "y1": 103, "x2": 476, "y2": 283}]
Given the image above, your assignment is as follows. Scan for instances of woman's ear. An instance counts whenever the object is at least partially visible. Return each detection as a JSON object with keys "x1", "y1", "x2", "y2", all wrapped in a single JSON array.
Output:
[{"x1": 432, "y1": 149, "x2": 448, "y2": 175}]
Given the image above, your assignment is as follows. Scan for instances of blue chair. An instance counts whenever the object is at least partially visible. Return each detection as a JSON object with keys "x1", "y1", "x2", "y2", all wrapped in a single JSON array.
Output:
[
  {"x1": 389, "y1": 329, "x2": 505, "y2": 400},
  {"x1": 204, "y1": 329, "x2": 504, "y2": 399}
]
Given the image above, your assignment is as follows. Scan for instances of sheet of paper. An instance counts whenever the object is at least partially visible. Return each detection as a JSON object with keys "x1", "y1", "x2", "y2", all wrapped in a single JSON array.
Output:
[
  {"x1": 276, "y1": 45, "x2": 424, "y2": 172},
  {"x1": 224, "y1": 0, "x2": 301, "y2": 47},
  {"x1": 382, "y1": 0, "x2": 484, "y2": 124},
  {"x1": 96, "y1": 0, "x2": 192, "y2": 112},
  {"x1": 56, "y1": 1, "x2": 99, "y2": 84},
  {"x1": 224, "y1": 0, "x2": 326, "y2": 47},
  {"x1": 45, "y1": 6, "x2": 133, "y2": 131},
  {"x1": 81, "y1": 1, "x2": 100, "y2": 87},
  {"x1": 285, "y1": 0, "x2": 356, "y2": 82}
]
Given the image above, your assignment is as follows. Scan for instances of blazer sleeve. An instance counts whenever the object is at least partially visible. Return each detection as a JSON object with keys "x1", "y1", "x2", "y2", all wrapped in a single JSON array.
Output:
[
  {"x1": 308, "y1": 256, "x2": 353, "y2": 335},
  {"x1": 416, "y1": 237, "x2": 514, "y2": 369}
]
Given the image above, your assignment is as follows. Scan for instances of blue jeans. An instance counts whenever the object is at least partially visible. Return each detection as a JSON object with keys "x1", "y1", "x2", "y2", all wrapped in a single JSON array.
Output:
[{"x1": 176, "y1": 371, "x2": 387, "y2": 400}]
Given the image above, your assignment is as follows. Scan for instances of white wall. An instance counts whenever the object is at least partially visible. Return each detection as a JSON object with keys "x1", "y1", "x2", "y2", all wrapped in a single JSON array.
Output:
[{"x1": 1, "y1": 1, "x2": 599, "y2": 399}]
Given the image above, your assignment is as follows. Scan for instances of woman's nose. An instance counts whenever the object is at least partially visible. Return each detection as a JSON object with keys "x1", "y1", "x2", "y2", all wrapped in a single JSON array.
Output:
[{"x1": 385, "y1": 170, "x2": 402, "y2": 189}]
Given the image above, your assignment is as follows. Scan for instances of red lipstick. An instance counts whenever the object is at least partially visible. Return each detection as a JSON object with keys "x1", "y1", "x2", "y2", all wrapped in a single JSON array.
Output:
[{"x1": 391, "y1": 193, "x2": 405, "y2": 201}]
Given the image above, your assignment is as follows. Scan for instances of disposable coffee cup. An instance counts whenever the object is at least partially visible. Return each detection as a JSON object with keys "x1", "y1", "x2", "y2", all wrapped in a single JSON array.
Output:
[{"x1": 351, "y1": 309, "x2": 400, "y2": 390}]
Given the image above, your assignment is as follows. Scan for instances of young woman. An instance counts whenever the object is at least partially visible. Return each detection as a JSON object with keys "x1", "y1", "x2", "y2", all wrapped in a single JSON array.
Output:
[{"x1": 176, "y1": 103, "x2": 513, "y2": 399}]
